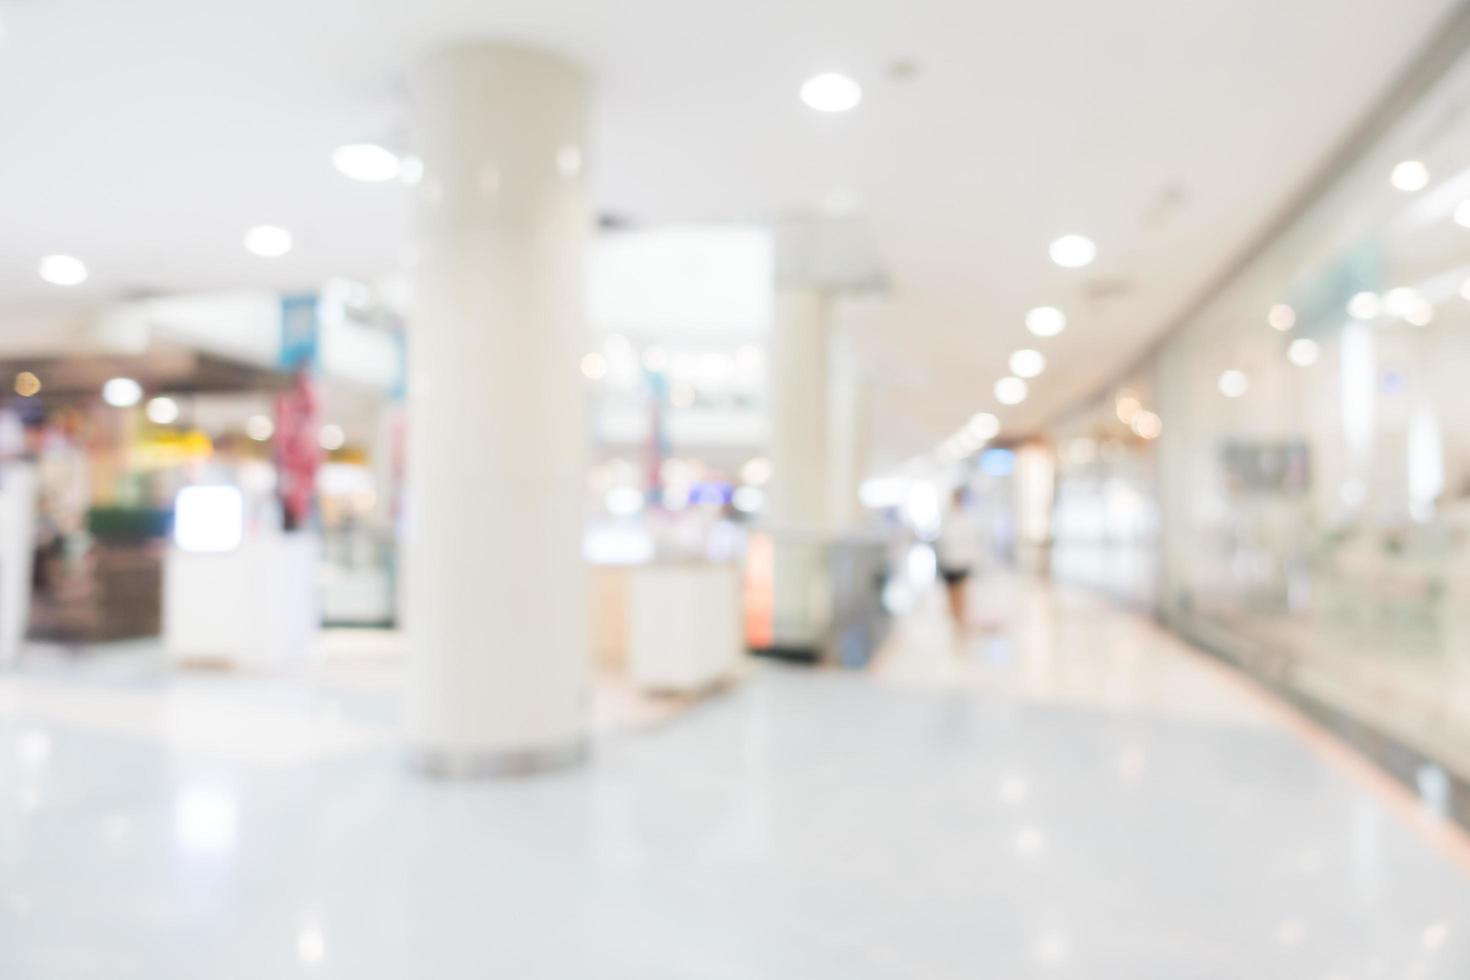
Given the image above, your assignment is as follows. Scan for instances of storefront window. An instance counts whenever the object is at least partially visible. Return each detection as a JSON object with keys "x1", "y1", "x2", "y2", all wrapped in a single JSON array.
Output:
[{"x1": 1141, "y1": 46, "x2": 1470, "y2": 779}]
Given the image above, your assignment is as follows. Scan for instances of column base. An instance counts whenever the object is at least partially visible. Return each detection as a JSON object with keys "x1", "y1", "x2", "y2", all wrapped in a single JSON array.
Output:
[{"x1": 408, "y1": 737, "x2": 588, "y2": 779}]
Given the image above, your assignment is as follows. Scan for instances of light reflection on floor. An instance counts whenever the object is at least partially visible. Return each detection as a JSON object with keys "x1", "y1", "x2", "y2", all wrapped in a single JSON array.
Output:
[{"x1": 2, "y1": 575, "x2": 1469, "y2": 978}]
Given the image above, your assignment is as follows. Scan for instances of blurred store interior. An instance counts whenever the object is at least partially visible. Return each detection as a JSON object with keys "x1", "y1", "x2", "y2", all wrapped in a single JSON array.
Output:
[{"x1": 4, "y1": 1, "x2": 1470, "y2": 976}]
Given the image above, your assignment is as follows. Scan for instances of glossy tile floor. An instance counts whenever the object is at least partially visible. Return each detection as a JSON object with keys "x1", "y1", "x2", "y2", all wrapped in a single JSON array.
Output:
[{"x1": 4, "y1": 576, "x2": 1470, "y2": 979}]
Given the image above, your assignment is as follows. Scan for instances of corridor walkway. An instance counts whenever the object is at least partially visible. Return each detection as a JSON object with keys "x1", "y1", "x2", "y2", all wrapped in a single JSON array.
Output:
[{"x1": 3, "y1": 576, "x2": 1469, "y2": 978}]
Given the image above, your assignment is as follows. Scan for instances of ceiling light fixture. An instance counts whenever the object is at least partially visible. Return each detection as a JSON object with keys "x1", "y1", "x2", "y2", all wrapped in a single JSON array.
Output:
[
  {"x1": 800, "y1": 73, "x2": 862, "y2": 113},
  {"x1": 1025, "y1": 306, "x2": 1067, "y2": 337},
  {"x1": 1390, "y1": 160, "x2": 1429, "y2": 192},
  {"x1": 994, "y1": 376, "x2": 1028, "y2": 405},
  {"x1": 1382, "y1": 287, "x2": 1420, "y2": 318},
  {"x1": 1347, "y1": 291, "x2": 1380, "y2": 320},
  {"x1": 967, "y1": 412, "x2": 1000, "y2": 441},
  {"x1": 246, "y1": 415, "x2": 275, "y2": 441},
  {"x1": 332, "y1": 143, "x2": 401, "y2": 182},
  {"x1": 1217, "y1": 369, "x2": 1248, "y2": 399},
  {"x1": 1287, "y1": 338, "x2": 1320, "y2": 367},
  {"x1": 1009, "y1": 349, "x2": 1045, "y2": 378},
  {"x1": 1267, "y1": 304, "x2": 1296, "y2": 331},
  {"x1": 318, "y1": 424, "x2": 346, "y2": 452},
  {"x1": 1405, "y1": 300, "x2": 1434, "y2": 326},
  {"x1": 14, "y1": 372, "x2": 41, "y2": 398},
  {"x1": 146, "y1": 397, "x2": 180, "y2": 425},
  {"x1": 1454, "y1": 201, "x2": 1470, "y2": 228},
  {"x1": 579, "y1": 351, "x2": 608, "y2": 380},
  {"x1": 1131, "y1": 410, "x2": 1163, "y2": 440},
  {"x1": 243, "y1": 225, "x2": 293, "y2": 258},
  {"x1": 1048, "y1": 234, "x2": 1096, "y2": 268},
  {"x1": 740, "y1": 456, "x2": 774, "y2": 485},
  {"x1": 39, "y1": 254, "x2": 88, "y2": 286},
  {"x1": 102, "y1": 377, "x2": 143, "y2": 408}
]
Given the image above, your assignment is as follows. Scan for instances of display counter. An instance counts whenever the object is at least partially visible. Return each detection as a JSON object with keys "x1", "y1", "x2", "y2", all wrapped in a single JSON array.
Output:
[
  {"x1": 627, "y1": 561, "x2": 742, "y2": 693},
  {"x1": 163, "y1": 532, "x2": 318, "y2": 670}
]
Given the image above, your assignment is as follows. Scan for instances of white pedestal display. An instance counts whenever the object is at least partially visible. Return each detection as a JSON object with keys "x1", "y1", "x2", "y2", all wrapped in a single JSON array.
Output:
[
  {"x1": 628, "y1": 562, "x2": 742, "y2": 693},
  {"x1": 0, "y1": 463, "x2": 38, "y2": 667},
  {"x1": 163, "y1": 533, "x2": 319, "y2": 670}
]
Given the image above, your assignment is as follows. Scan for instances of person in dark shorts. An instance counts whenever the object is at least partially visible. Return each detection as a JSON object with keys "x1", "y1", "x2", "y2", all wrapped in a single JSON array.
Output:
[{"x1": 935, "y1": 487, "x2": 980, "y2": 628}]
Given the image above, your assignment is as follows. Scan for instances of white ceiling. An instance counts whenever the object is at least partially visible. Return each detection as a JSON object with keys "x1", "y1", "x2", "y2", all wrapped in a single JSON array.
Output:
[{"x1": 0, "y1": 0, "x2": 1459, "y2": 466}]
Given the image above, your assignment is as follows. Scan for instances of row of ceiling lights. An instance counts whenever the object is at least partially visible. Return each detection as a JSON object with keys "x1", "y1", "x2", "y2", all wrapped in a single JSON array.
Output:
[
  {"x1": 34, "y1": 143, "x2": 436, "y2": 288},
  {"x1": 925, "y1": 230, "x2": 1096, "y2": 460},
  {"x1": 803, "y1": 69, "x2": 1090, "y2": 446},
  {"x1": 38, "y1": 221, "x2": 296, "y2": 287},
  {"x1": 38, "y1": 67, "x2": 1095, "y2": 460},
  {"x1": 9, "y1": 371, "x2": 364, "y2": 449},
  {"x1": 37, "y1": 226, "x2": 295, "y2": 287},
  {"x1": 913, "y1": 128, "x2": 1464, "y2": 461}
]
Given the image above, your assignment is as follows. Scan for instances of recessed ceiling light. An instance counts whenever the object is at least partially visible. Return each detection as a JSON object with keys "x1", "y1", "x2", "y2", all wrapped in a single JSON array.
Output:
[
  {"x1": 1267, "y1": 304, "x2": 1296, "y2": 331},
  {"x1": 318, "y1": 424, "x2": 346, "y2": 452},
  {"x1": 1048, "y1": 234, "x2": 1096, "y2": 268},
  {"x1": 1347, "y1": 291, "x2": 1380, "y2": 320},
  {"x1": 146, "y1": 396, "x2": 179, "y2": 424},
  {"x1": 1217, "y1": 369, "x2": 1248, "y2": 399},
  {"x1": 740, "y1": 456, "x2": 774, "y2": 486},
  {"x1": 1382, "y1": 286, "x2": 1420, "y2": 318},
  {"x1": 1405, "y1": 299, "x2": 1434, "y2": 326},
  {"x1": 243, "y1": 225, "x2": 293, "y2": 258},
  {"x1": 332, "y1": 143, "x2": 401, "y2": 182},
  {"x1": 1009, "y1": 349, "x2": 1045, "y2": 378},
  {"x1": 1130, "y1": 410, "x2": 1163, "y2": 440},
  {"x1": 1025, "y1": 306, "x2": 1067, "y2": 337},
  {"x1": 102, "y1": 377, "x2": 143, "y2": 408},
  {"x1": 994, "y1": 376, "x2": 1028, "y2": 405},
  {"x1": 246, "y1": 415, "x2": 275, "y2": 441},
  {"x1": 39, "y1": 254, "x2": 88, "y2": 286},
  {"x1": 14, "y1": 372, "x2": 41, "y2": 398},
  {"x1": 1287, "y1": 338, "x2": 1319, "y2": 367},
  {"x1": 1390, "y1": 160, "x2": 1429, "y2": 192},
  {"x1": 967, "y1": 412, "x2": 1000, "y2": 440},
  {"x1": 1454, "y1": 201, "x2": 1470, "y2": 228},
  {"x1": 297, "y1": 927, "x2": 326, "y2": 965},
  {"x1": 579, "y1": 351, "x2": 608, "y2": 380},
  {"x1": 800, "y1": 73, "x2": 862, "y2": 113}
]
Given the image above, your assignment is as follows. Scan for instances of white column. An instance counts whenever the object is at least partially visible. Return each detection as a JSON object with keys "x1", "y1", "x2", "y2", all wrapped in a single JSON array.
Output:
[
  {"x1": 827, "y1": 315, "x2": 871, "y2": 528},
  {"x1": 0, "y1": 462, "x2": 38, "y2": 668},
  {"x1": 405, "y1": 44, "x2": 591, "y2": 775},
  {"x1": 766, "y1": 286, "x2": 833, "y2": 531}
]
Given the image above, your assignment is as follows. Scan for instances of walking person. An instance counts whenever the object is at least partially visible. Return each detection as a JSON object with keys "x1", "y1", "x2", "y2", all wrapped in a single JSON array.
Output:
[{"x1": 935, "y1": 487, "x2": 981, "y2": 629}]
